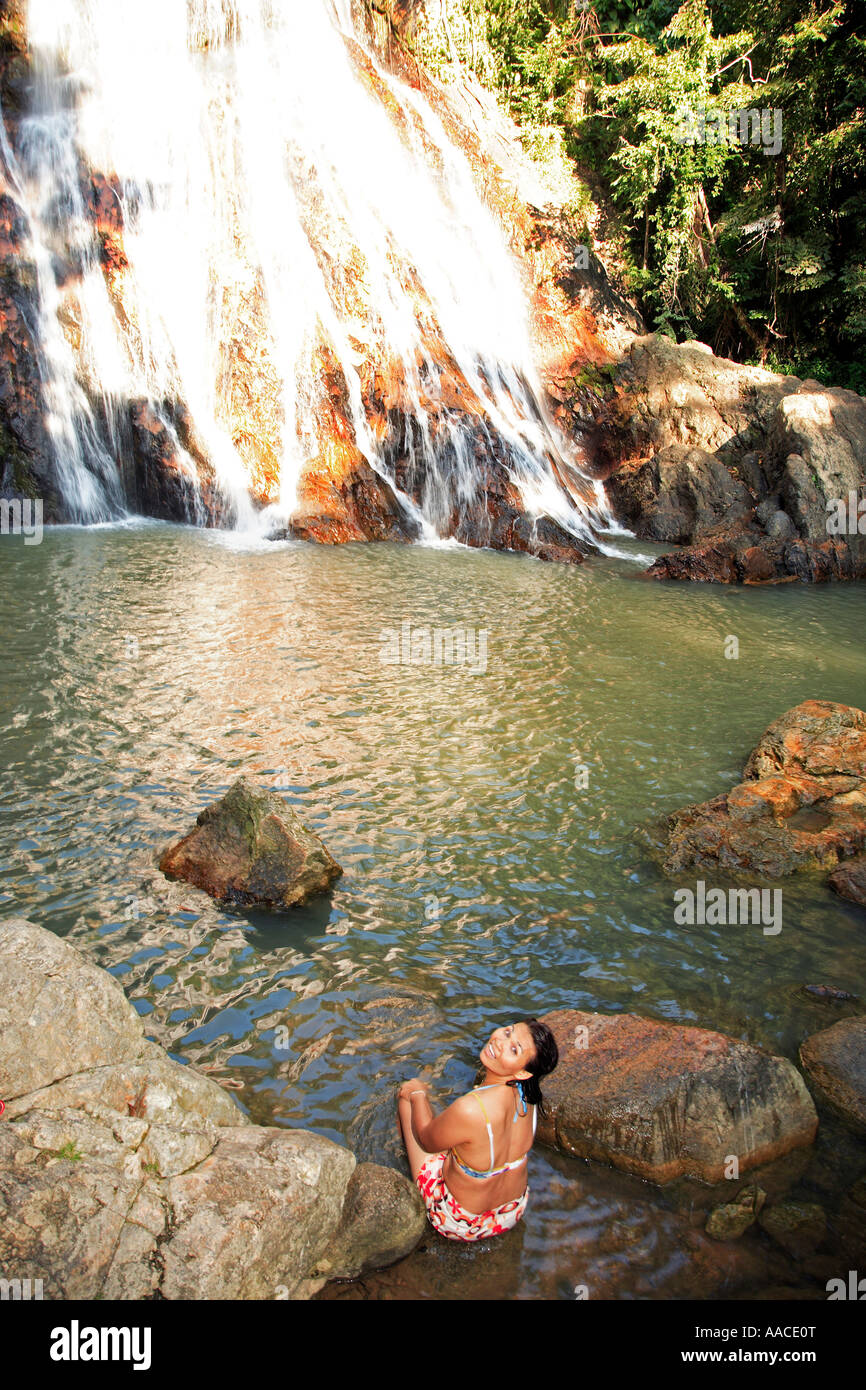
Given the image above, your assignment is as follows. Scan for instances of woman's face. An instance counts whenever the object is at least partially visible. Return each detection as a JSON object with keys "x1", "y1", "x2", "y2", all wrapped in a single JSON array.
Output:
[{"x1": 479, "y1": 1022, "x2": 535, "y2": 1080}]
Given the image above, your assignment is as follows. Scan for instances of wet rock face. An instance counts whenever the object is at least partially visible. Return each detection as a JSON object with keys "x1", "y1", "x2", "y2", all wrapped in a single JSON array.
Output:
[
  {"x1": 0, "y1": 917, "x2": 422, "y2": 1299},
  {"x1": 661, "y1": 700, "x2": 866, "y2": 878},
  {"x1": 596, "y1": 336, "x2": 866, "y2": 584},
  {"x1": 605, "y1": 444, "x2": 752, "y2": 544},
  {"x1": 800, "y1": 1017, "x2": 866, "y2": 1136},
  {"x1": 0, "y1": 191, "x2": 61, "y2": 517},
  {"x1": 536, "y1": 1008, "x2": 817, "y2": 1185},
  {"x1": 828, "y1": 854, "x2": 866, "y2": 906},
  {"x1": 159, "y1": 776, "x2": 342, "y2": 912}
]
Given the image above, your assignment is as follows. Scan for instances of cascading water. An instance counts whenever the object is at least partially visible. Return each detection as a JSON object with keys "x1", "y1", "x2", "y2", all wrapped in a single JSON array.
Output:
[{"x1": 8, "y1": 0, "x2": 612, "y2": 547}]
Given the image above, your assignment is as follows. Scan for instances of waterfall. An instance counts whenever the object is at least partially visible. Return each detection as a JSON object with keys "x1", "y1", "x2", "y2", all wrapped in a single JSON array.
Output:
[{"x1": 8, "y1": 0, "x2": 609, "y2": 545}]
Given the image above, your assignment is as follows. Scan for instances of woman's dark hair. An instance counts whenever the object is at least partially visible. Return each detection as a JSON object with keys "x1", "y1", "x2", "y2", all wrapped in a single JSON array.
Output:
[{"x1": 509, "y1": 1017, "x2": 558, "y2": 1112}]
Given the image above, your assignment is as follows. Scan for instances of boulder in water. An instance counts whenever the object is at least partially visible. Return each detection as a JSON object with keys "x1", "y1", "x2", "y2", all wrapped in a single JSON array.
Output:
[
  {"x1": 604, "y1": 443, "x2": 753, "y2": 545},
  {"x1": 159, "y1": 776, "x2": 342, "y2": 911},
  {"x1": 310, "y1": 1161, "x2": 426, "y2": 1285},
  {"x1": 828, "y1": 853, "x2": 866, "y2": 906},
  {"x1": 660, "y1": 700, "x2": 866, "y2": 877},
  {"x1": 799, "y1": 1016, "x2": 866, "y2": 1135},
  {"x1": 537, "y1": 1008, "x2": 817, "y2": 1184}
]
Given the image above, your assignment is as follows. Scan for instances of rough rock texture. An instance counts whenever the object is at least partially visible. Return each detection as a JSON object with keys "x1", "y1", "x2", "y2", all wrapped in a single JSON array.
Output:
[
  {"x1": 0, "y1": 918, "x2": 424, "y2": 1299},
  {"x1": 605, "y1": 443, "x2": 753, "y2": 544},
  {"x1": 758, "y1": 1200, "x2": 827, "y2": 1259},
  {"x1": 159, "y1": 776, "x2": 342, "y2": 911},
  {"x1": 311, "y1": 1161, "x2": 428, "y2": 1283},
  {"x1": 705, "y1": 1185, "x2": 766, "y2": 1240},
  {"x1": 661, "y1": 700, "x2": 866, "y2": 878},
  {"x1": 828, "y1": 854, "x2": 866, "y2": 907},
  {"x1": 800, "y1": 1017, "x2": 866, "y2": 1135},
  {"x1": 594, "y1": 335, "x2": 866, "y2": 584},
  {"x1": 839, "y1": 1175, "x2": 866, "y2": 1264},
  {"x1": 537, "y1": 1008, "x2": 817, "y2": 1184}
]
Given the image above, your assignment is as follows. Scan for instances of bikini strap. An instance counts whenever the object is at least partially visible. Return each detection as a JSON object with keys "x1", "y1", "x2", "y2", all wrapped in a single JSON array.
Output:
[
  {"x1": 512, "y1": 1080, "x2": 528, "y2": 1121},
  {"x1": 472, "y1": 1091, "x2": 496, "y2": 1172}
]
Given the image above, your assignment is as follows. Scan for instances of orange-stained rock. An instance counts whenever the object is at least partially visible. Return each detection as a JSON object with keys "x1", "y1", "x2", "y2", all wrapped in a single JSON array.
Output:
[
  {"x1": 661, "y1": 701, "x2": 866, "y2": 878},
  {"x1": 538, "y1": 1008, "x2": 817, "y2": 1184}
]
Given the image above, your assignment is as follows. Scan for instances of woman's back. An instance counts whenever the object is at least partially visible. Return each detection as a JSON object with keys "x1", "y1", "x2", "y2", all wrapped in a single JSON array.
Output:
[{"x1": 444, "y1": 1083, "x2": 536, "y2": 1214}]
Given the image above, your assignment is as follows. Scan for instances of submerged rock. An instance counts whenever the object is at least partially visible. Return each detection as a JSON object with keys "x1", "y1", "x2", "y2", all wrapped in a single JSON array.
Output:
[
  {"x1": 706, "y1": 1185, "x2": 766, "y2": 1240},
  {"x1": 0, "y1": 918, "x2": 421, "y2": 1299},
  {"x1": 661, "y1": 700, "x2": 866, "y2": 877},
  {"x1": 537, "y1": 1008, "x2": 817, "y2": 1184},
  {"x1": 801, "y1": 984, "x2": 859, "y2": 1005},
  {"x1": 758, "y1": 1201, "x2": 827, "y2": 1259},
  {"x1": 159, "y1": 776, "x2": 342, "y2": 911},
  {"x1": 800, "y1": 1016, "x2": 866, "y2": 1135}
]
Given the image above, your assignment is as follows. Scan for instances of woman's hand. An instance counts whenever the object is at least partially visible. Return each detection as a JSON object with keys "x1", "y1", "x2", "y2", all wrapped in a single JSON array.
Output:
[{"x1": 397, "y1": 1078, "x2": 430, "y2": 1102}]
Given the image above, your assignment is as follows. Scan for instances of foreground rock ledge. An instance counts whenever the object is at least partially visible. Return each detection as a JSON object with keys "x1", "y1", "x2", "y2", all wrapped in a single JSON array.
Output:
[
  {"x1": 538, "y1": 1009, "x2": 817, "y2": 1184},
  {"x1": 159, "y1": 776, "x2": 342, "y2": 911},
  {"x1": 0, "y1": 918, "x2": 424, "y2": 1299},
  {"x1": 660, "y1": 700, "x2": 866, "y2": 879}
]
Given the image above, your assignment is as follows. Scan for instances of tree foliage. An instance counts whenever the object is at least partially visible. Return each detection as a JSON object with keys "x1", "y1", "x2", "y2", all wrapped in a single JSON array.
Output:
[{"x1": 466, "y1": 0, "x2": 866, "y2": 389}]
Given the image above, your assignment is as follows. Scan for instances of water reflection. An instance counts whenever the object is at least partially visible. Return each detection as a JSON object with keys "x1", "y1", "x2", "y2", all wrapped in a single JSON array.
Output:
[{"x1": 2, "y1": 523, "x2": 866, "y2": 1297}]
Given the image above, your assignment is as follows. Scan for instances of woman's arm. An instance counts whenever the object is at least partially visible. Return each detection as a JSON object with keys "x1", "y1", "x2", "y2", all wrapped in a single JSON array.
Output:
[{"x1": 398, "y1": 1080, "x2": 475, "y2": 1153}]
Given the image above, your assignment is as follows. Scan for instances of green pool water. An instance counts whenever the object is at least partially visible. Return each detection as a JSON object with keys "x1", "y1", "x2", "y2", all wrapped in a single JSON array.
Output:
[{"x1": 2, "y1": 522, "x2": 865, "y2": 1298}]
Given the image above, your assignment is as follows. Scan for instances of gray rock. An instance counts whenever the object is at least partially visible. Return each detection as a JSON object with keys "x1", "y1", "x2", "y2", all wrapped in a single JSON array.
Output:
[
  {"x1": 604, "y1": 443, "x2": 752, "y2": 544},
  {"x1": 774, "y1": 387, "x2": 866, "y2": 549},
  {"x1": 800, "y1": 1016, "x2": 866, "y2": 1134},
  {"x1": 737, "y1": 452, "x2": 770, "y2": 498},
  {"x1": 0, "y1": 917, "x2": 145, "y2": 1099},
  {"x1": 161, "y1": 1126, "x2": 355, "y2": 1301},
  {"x1": 0, "y1": 920, "x2": 421, "y2": 1299},
  {"x1": 597, "y1": 335, "x2": 866, "y2": 585},
  {"x1": 316, "y1": 1161, "x2": 426, "y2": 1281},
  {"x1": 755, "y1": 495, "x2": 783, "y2": 527},
  {"x1": 766, "y1": 509, "x2": 796, "y2": 540}
]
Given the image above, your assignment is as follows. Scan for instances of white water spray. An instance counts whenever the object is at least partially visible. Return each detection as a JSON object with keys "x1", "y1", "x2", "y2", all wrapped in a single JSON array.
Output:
[{"x1": 13, "y1": 0, "x2": 611, "y2": 545}]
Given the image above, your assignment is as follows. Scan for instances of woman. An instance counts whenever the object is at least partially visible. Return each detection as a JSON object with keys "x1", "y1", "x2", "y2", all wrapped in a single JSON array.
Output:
[{"x1": 397, "y1": 1017, "x2": 559, "y2": 1242}]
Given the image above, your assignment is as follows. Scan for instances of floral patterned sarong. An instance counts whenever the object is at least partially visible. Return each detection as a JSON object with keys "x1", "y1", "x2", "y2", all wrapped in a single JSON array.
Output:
[{"x1": 415, "y1": 1151, "x2": 528, "y2": 1242}]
